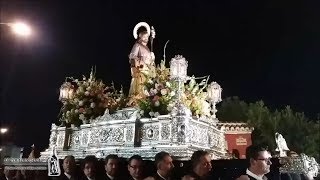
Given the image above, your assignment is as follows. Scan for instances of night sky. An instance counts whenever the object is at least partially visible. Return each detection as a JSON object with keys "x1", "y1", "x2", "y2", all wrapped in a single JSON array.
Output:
[{"x1": 0, "y1": 0, "x2": 319, "y2": 151}]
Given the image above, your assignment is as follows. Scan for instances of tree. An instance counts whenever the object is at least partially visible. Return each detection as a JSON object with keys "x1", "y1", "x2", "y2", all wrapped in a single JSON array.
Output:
[
  {"x1": 216, "y1": 96, "x2": 248, "y2": 122},
  {"x1": 217, "y1": 97, "x2": 320, "y2": 162}
]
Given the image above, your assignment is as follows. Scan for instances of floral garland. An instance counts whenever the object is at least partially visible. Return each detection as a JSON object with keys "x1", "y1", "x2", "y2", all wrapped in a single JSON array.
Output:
[{"x1": 59, "y1": 68, "x2": 127, "y2": 126}]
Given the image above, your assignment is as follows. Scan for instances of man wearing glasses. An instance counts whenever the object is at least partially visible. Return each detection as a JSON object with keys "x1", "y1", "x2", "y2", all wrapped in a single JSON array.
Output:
[
  {"x1": 127, "y1": 155, "x2": 144, "y2": 180},
  {"x1": 237, "y1": 145, "x2": 272, "y2": 180}
]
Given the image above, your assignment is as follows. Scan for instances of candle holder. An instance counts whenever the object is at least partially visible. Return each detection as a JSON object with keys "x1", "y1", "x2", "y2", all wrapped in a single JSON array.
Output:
[
  {"x1": 59, "y1": 82, "x2": 74, "y2": 103},
  {"x1": 206, "y1": 81, "x2": 222, "y2": 119},
  {"x1": 170, "y1": 55, "x2": 191, "y2": 116}
]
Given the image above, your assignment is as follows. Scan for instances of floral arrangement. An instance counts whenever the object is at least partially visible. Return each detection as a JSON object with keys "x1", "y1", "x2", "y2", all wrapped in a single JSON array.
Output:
[
  {"x1": 59, "y1": 68, "x2": 127, "y2": 126},
  {"x1": 138, "y1": 60, "x2": 212, "y2": 118},
  {"x1": 182, "y1": 77, "x2": 211, "y2": 117},
  {"x1": 138, "y1": 60, "x2": 175, "y2": 117}
]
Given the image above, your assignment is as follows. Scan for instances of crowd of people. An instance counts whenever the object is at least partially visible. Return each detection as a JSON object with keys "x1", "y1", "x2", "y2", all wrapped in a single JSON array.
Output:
[{"x1": 1, "y1": 144, "x2": 316, "y2": 180}]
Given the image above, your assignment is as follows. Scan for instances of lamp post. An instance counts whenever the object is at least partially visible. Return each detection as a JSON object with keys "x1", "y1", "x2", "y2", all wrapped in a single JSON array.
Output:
[
  {"x1": 0, "y1": 128, "x2": 8, "y2": 135},
  {"x1": 0, "y1": 128, "x2": 9, "y2": 146},
  {"x1": 0, "y1": 21, "x2": 32, "y2": 125},
  {"x1": 0, "y1": 22, "x2": 32, "y2": 37},
  {"x1": 170, "y1": 55, "x2": 191, "y2": 116},
  {"x1": 206, "y1": 81, "x2": 222, "y2": 119}
]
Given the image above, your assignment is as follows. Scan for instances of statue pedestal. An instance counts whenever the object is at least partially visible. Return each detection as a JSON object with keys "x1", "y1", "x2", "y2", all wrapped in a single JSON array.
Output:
[{"x1": 41, "y1": 108, "x2": 227, "y2": 160}]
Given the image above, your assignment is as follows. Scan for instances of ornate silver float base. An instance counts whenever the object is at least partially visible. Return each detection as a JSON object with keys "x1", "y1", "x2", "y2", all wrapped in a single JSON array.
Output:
[{"x1": 41, "y1": 108, "x2": 227, "y2": 160}]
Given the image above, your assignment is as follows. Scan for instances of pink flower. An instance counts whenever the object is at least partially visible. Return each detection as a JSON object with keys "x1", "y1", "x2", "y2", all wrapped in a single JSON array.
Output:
[
  {"x1": 153, "y1": 95, "x2": 160, "y2": 102},
  {"x1": 79, "y1": 108, "x2": 85, "y2": 113}
]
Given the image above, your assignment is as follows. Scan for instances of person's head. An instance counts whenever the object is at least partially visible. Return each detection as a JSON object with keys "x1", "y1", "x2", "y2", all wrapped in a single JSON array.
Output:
[
  {"x1": 82, "y1": 155, "x2": 98, "y2": 178},
  {"x1": 128, "y1": 155, "x2": 143, "y2": 179},
  {"x1": 105, "y1": 154, "x2": 119, "y2": 177},
  {"x1": 190, "y1": 150, "x2": 212, "y2": 177},
  {"x1": 155, "y1": 151, "x2": 174, "y2": 176},
  {"x1": 246, "y1": 145, "x2": 272, "y2": 176},
  {"x1": 138, "y1": 31, "x2": 149, "y2": 44},
  {"x1": 63, "y1": 155, "x2": 76, "y2": 175}
]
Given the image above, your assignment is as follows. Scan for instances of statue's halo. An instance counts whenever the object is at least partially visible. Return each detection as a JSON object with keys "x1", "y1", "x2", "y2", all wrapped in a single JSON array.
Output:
[{"x1": 133, "y1": 22, "x2": 151, "y2": 39}]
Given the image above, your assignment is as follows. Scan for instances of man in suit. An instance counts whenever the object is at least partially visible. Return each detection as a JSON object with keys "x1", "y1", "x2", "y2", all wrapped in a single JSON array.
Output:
[
  {"x1": 104, "y1": 154, "x2": 121, "y2": 180},
  {"x1": 81, "y1": 155, "x2": 101, "y2": 180},
  {"x1": 236, "y1": 145, "x2": 272, "y2": 180},
  {"x1": 144, "y1": 151, "x2": 175, "y2": 180},
  {"x1": 181, "y1": 150, "x2": 214, "y2": 180},
  {"x1": 127, "y1": 155, "x2": 144, "y2": 180},
  {"x1": 54, "y1": 155, "x2": 79, "y2": 180}
]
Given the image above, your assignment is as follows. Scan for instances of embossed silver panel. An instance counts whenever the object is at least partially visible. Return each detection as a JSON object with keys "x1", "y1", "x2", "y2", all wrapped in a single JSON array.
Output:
[{"x1": 41, "y1": 108, "x2": 227, "y2": 160}]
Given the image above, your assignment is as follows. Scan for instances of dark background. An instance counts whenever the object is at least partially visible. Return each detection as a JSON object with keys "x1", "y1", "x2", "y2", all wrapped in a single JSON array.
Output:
[{"x1": 0, "y1": 0, "x2": 319, "y2": 150}]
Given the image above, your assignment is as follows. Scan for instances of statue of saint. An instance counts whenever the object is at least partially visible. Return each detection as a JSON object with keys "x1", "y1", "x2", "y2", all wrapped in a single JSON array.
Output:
[
  {"x1": 275, "y1": 132, "x2": 290, "y2": 157},
  {"x1": 128, "y1": 22, "x2": 155, "y2": 103}
]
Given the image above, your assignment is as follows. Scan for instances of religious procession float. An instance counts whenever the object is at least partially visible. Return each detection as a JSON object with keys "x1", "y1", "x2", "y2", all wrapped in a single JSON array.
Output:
[{"x1": 3, "y1": 22, "x2": 319, "y2": 178}]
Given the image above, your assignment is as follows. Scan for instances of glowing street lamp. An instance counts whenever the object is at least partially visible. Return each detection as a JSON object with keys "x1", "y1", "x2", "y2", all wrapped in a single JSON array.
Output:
[
  {"x1": 0, "y1": 128, "x2": 8, "y2": 134},
  {"x1": 0, "y1": 22, "x2": 32, "y2": 37}
]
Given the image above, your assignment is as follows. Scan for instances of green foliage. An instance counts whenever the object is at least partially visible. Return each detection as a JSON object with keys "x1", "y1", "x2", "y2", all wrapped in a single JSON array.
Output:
[
  {"x1": 216, "y1": 96, "x2": 248, "y2": 122},
  {"x1": 217, "y1": 96, "x2": 320, "y2": 162}
]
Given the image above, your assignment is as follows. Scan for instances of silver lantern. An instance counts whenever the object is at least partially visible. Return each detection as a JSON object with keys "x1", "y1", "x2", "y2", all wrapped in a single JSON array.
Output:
[
  {"x1": 206, "y1": 81, "x2": 222, "y2": 119},
  {"x1": 59, "y1": 82, "x2": 74, "y2": 102},
  {"x1": 170, "y1": 55, "x2": 191, "y2": 116},
  {"x1": 170, "y1": 55, "x2": 188, "y2": 81}
]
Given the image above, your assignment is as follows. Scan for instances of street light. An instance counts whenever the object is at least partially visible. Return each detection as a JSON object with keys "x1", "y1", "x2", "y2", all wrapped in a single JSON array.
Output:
[
  {"x1": 0, "y1": 22, "x2": 32, "y2": 37},
  {"x1": 0, "y1": 128, "x2": 8, "y2": 134}
]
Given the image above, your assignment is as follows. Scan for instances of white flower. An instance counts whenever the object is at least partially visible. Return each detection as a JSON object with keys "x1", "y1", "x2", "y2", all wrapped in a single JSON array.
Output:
[
  {"x1": 154, "y1": 112, "x2": 160, "y2": 117},
  {"x1": 148, "y1": 79, "x2": 154, "y2": 84},
  {"x1": 66, "y1": 111, "x2": 71, "y2": 116},
  {"x1": 167, "y1": 103, "x2": 174, "y2": 111},
  {"x1": 85, "y1": 91, "x2": 90, "y2": 96},
  {"x1": 154, "y1": 101, "x2": 160, "y2": 107},
  {"x1": 160, "y1": 89, "x2": 167, "y2": 95},
  {"x1": 202, "y1": 101, "x2": 211, "y2": 116},
  {"x1": 79, "y1": 114, "x2": 85, "y2": 120},
  {"x1": 90, "y1": 102, "x2": 95, "y2": 108},
  {"x1": 79, "y1": 101, "x2": 84, "y2": 106},
  {"x1": 144, "y1": 90, "x2": 150, "y2": 96},
  {"x1": 155, "y1": 83, "x2": 160, "y2": 90},
  {"x1": 170, "y1": 91, "x2": 176, "y2": 97},
  {"x1": 149, "y1": 111, "x2": 155, "y2": 117},
  {"x1": 139, "y1": 110, "x2": 144, "y2": 115},
  {"x1": 75, "y1": 109, "x2": 79, "y2": 113},
  {"x1": 165, "y1": 82, "x2": 171, "y2": 88},
  {"x1": 150, "y1": 88, "x2": 158, "y2": 95}
]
